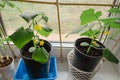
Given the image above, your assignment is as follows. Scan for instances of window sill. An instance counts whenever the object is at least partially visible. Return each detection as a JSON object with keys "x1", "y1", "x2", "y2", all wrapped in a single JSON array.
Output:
[
  {"x1": 0, "y1": 53, "x2": 119, "y2": 80},
  {"x1": 56, "y1": 57, "x2": 120, "y2": 80}
]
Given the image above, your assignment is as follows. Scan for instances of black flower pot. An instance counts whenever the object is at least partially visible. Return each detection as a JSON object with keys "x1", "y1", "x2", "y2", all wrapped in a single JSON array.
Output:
[
  {"x1": 72, "y1": 38, "x2": 105, "y2": 72},
  {"x1": 19, "y1": 39, "x2": 52, "y2": 79}
]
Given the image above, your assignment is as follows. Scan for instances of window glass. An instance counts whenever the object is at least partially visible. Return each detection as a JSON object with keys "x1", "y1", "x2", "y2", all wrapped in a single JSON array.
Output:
[
  {"x1": 1, "y1": 0, "x2": 114, "y2": 42},
  {"x1": 1, "y1": 1, "x2": 59, "y2": 41},
  {"x1": 60, "y1": 5, "x2": 113, "y2": 42}
]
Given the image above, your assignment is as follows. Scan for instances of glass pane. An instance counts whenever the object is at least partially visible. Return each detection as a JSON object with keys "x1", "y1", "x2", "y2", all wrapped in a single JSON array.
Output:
[
  {"x1": 1, "y1": 0, "x2": 114, "y2": 43},
  {"x1": 60, "y1": 6, "x2": 112, "y2": 42},
  {"x1": 1, "y1": 1, "x2": 59, "y2": 42}
]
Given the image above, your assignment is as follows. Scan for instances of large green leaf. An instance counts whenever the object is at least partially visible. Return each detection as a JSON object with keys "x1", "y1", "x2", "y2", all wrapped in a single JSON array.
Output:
[
  {"x1": 80, "y1": 8, "x2": 102, "y2": 25},
  {"x1": 20, "y1": 13, "x2": 39, "y2": 23},
  {"x1": 42, "y1": 15, "x2": 48, "y2": 23},
  {"x1": 38, "y1": 27, "x2": 53, "y2": 37},
  {"x1": 32, "y1": 47, "x2": 49, "y2": 64},
  {"x1": 103, "y1": 48, "x2": 119, "y2": 64},
  {"x1": 9, "y1": 27, "x2": 34, "y2": 49}
]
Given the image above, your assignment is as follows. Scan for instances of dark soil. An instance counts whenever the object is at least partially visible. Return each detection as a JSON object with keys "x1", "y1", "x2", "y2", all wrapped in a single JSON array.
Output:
[
  {"x1": 75, "y1": 38, "x2": 105, "y2": 57},
  {"x1": 0, "y1": 56, "x2": 13, "y2": 68},
  {"x1": 23, "y1": 52, "x2": 32, "y2": 58},
  {"x1": 77, "y1": 45, "x2": 103, "y2": 56},
  {"x1": 21, "y1": 40, "x2": 51, "y2": 59}
]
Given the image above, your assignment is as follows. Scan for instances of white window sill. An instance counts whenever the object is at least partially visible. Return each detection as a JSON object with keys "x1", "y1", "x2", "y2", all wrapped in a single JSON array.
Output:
[{"x1": 56, "y1": 57, "x2": 120, "y2": 80}]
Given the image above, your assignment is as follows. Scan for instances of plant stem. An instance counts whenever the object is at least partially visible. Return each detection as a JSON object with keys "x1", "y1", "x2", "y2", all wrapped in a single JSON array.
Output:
[
  {"x1": 87, "y1": 44, "x2": 91, "y2": 54},
  {"x1": 86, "y1": 14, "x2": 101, "y2": 54},
  {"x1": 95, "y1": 15, "x2": 105, "y2": 42},
  {"x1": 87, "y1": 38, "x2": 94, "y2": 54}
]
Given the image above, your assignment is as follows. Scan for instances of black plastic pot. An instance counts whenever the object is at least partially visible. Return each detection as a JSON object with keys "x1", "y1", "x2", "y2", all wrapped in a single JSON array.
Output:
[
  {"x1": 19, "y1": 39, "x2": 52, "y2": 79},
  {"x1": 72, "y1": 38, "x2": 105, "y2": 72}
]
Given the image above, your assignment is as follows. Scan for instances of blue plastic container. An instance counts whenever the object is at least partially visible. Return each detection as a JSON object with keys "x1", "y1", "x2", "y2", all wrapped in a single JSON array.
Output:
[{"x1": 14, "y1": 56, "x2": 57, "y2": 80}]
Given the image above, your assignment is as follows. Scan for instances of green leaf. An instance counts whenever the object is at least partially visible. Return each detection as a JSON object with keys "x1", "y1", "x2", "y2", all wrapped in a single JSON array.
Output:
[
  {"x1": 9, "y1": 27, "x2": 34, "y2": 48},
  {"x1": 80, "y1": 42, "x2": 89, "y2": 46},
  {"x1": 66, "y1": 25, "x2": 88, "y2": 37},
  {"x1": 32, "y1": 47, "x2": 49, "y2": 64},
  {"x1": 0, "y1": 4, "x2": 4, "y2": 8},
  {"x1": 103, "y1": 48, "x2": 119, "y2": 64},
  {"x1": 110, "y1": 22, "x2": 120, "y2": 28},
  {"x1": 81, "y1": 29, "x2": 92, "y2": 37},
  {"x1": 20, "y1": 13, "x2": 39, "y2": 23},
  {"x1": 80, "y1": 8, "x2": 102, "y2": 25},
  {"x1": 43, "y1": 26, "x2": 53, "y2": 32},
  {"x1": 29, "y1": 47, "x2": 36, "y2": 52},
  {"x1": 38, "y1": 27, "x2": 52, "y2": 37},
  {"x1": 42, "y1": 15, "x2": 48, "y2": 23},
  {"x1": 80, "y1": 28, "x2": 100, "y2": 38},
  {"x1": 5, "y1": 1, "x2": 14, "y2": 8},
  {"x1": 101, "y1": 18, "x2": 120, "y2": 28},
  {"x1": 108, "y1": 8, "x2": 120, "y2": 13},
  {"x1": 100, "y1": 18, "x2": 118, "y2": 24},
  {"x1": 100, "y1": 18, "x2": 120, "y2": 28}
]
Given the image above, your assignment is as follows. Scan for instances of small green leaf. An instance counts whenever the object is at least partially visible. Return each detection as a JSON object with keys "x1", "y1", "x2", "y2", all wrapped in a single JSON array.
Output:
[
  {"x1": 0, "y1": 4, "x2": 4, "y2": 8},
  {"x1": 103, "y1": 48, "x2": 119, "y2": 64},
  {"x1": 80, "y1": 42, "x2": 89, "y2": 46},
  {"x1": 5, "y1": 1, "x2": 14, "y2": 8},
  {"x1": 20, "y1": 13, "x2": 39, "y2": 23},
  {"x1": 29, "y1": 47, "x2": 36, "y2": 52},
  {"x1": 80, "y1": 8, "x2": 102, "y2": 25},
  {"x1": 32, "y1": 47, "x2": 49, "y2": 64},
  {"x1": 43, "y1": 26, "x2": 53, "y2": 32},
  {"x1": 9, "y1": 27, "x2": 34, "y2": 48},
  {"x1": 91, "y1": 41, "x2": 100, "y2": 47},
  {"x1": 42, "y1": 15, "x2": 48, "y2": 23},
  {"x1": 80, "y1": 29, "x2": 92, "y2": 37},
  {"x1": 80, "y1": 29, "x2": 100, "y2": 38},
  {"x1": 100, "y1": 18, "x2": 118, "y2": 24},
  {"x1": 110, "y1": 22, "x2": 120, "y2": 28},
  {"x1": 108, "y1": 8, "x2": 120, "y2": 13},
  {"x1": 100, "y1": 18, "x2": 120, "y2": 28},
  {"x1": 95, "y1": 11, "x2": 102, "y2": 18},
  {"x1": 38, "y1": 27, "x2": 52, "y2": 37}
]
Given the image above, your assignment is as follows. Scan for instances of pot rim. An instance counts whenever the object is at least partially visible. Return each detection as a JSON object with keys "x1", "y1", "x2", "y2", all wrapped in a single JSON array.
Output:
[
  {"x1": 0, "y1": 56, "x2": 14, "y2": 69},
  {"x1": 74, "y1": 37, "x2": 104, "y2": 59}
]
